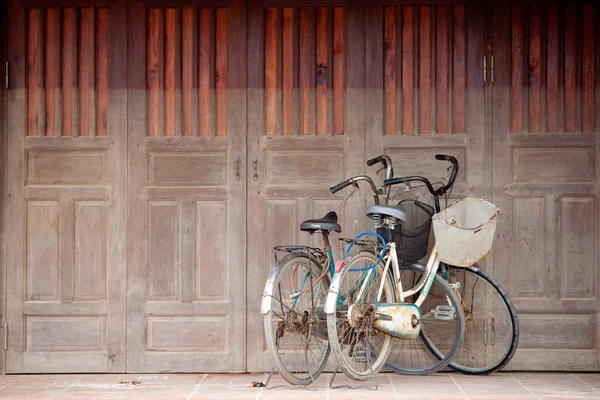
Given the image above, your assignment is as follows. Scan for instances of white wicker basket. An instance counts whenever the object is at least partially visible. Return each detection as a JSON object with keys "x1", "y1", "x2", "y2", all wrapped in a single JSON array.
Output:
[{"x1": 432, "y1": 198, "x2": 499, "y2": 267}]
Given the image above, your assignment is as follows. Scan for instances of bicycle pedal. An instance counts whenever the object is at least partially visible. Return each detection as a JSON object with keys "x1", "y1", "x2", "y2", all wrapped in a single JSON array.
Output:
[{"x1": 434, "y1": 305, "x2": 456, "y2": 320}]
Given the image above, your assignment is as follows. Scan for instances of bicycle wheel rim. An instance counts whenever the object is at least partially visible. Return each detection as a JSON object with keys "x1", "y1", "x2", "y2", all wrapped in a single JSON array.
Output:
[
  {"x1": 442, "y1": 266, "x2": 519, "y2": 374},
  {"x1": 264, "y1": 253, "x2": 331, "y2": 385},
  {"x1": 327, "y1": 249, "x2": 394, "y2": 381},
  {"x1": 384, "y1": 265, "x2": 465, "y2": 375}
]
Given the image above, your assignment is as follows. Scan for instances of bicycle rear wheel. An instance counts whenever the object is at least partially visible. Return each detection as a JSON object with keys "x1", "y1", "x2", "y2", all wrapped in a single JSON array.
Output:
[
  {"x1": 326, "y1": 248, "x2": 395, "y2": 381},
  {"x1": 383, "y1": 264, "x2": 465, "y2": 375},
  {"x1": 436, "y1": 266, "x2": 519, "y2": 374},
  {"x1": 263, "y1": 253, "x2": 330, "y2": 386}
]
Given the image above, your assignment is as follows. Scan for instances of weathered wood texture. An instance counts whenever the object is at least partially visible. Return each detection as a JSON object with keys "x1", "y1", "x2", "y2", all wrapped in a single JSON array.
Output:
[{"x1": 510, "y1": 3, "x2": 595, "y2": 133}]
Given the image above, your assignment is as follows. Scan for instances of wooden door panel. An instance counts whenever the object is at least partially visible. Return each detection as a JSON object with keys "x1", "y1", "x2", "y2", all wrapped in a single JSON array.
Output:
[
  {"x1": 7, "y1": 0, "x2": 127, "y2": 373},
  {"x1": 493, "y1": 2, "x2": 599, "y2": 370},
  {"x1": 127, "y1": 0, "x2": 246, "y2": 372}
]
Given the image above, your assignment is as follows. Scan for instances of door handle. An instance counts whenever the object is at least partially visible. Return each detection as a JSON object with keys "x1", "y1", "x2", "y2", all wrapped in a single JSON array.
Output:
[{"x1": 253, "y1": 157, "x2": 259, "y2": 182}]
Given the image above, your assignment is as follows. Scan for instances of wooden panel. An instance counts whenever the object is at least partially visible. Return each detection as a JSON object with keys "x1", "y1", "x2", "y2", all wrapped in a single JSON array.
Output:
[
  {"x1": 196, "y1": 201, "x2": 227, "y2": 299},
  {"x1": 28, "y1": 151, "x2": 107, "y2": 185},
  {"x1": 79, "y1": 7, "x2": 93, "y2": 137},
  {"x1": 546, "y1": 4, "x2": 558, "y2": 133},
  {"x1": 510, "y1": 4, "x2": 524, "y2": 133},
  {"x1": 26, "y1": 202, "x2": 59, "y2": 301},
  {"x1": 384, "y1": 7, "x2": 396, "y2": 136},
  {"x1": 265, "y1": 200, "x2": 297, "y2": 273},
  {"x1": 564, "y1": 4, "x2": 576, "y2": 132},
  {"x1": 74, "y1": 202, "x2": 107, "y2": 301},
  {"x1": 164, "y1": 8, "x2": 177, "y2": 137},
  {"x1": 62, "y1": 8, "x2": 75, "y2": 137},
  {"x1": 435, "y1": 5, "x2": 449, "y2": 134},
  {"x1": 511, "y1": 148, "x2": 595, "y2": 183},
  {"x1": 418, "y1": 6, "x2": 431, "y2": 134},
  {"x1": 528, "y1": 4, "x2": 540, "y2": 133},
  {"x1": 299, "y1": 8, "x2": 312, "y2": 135},
  {"x1": 401, "y1": 6, "x2": 413, "y2": 134},
  {"x1": 26, "y1": 317, "x2": 106, "y2": 351},
  {"x1": 27, "y1": 7, "x2": 40, "y2": 137},
  {"x1": 181, "y1": 9, "x2": 194, "y2": 136},
  {"x1": 519, "y1": 314, "x2": 595, "y2": 349},
  {"x1": 581, "y1": 4, "x2": 595, "y2": 133},
  {"x1": 316, "y1": 7, "x2": 328, "y2": 135},
  {"x1": 452, "y1": 5, "x2": 465, "y2": 134},
  {"x1": 560, "y1": 198, "x2": 596, "y2": 299},
  {"x1": 198, "y1": 8, "x2": 211, "y2": 137},
  {"x1": 264, "y1": 8, "x2": 277, "y2": 136},
  {"x1": 333, "y1": 7, "x2": 345, "y2": 135},
  {"x1": 147, "y1": 317, "x2": 226, "y2": 350},
  {"x1": 513, "y1": 198, "x2": 545, "y2": 298},
  {"x1": 147, "y1": 201, "x2": 180, "y2": 301},
  {"x1": 149, "y1": 152, "x2": 227, "y2": 186},
  {"x1": 265, "y1": 150, "x2": 343, "y2": 185},
  {"x1": 147, "y1": 8, "x2": 160, "y2": 137},
  {"x1": 282, "y1": 7, "x2": 294, "y2": 136},
  {"x1": 215, "y1": 8, "x2": 227, "y2": 136},
  {"x1": 96, "y1": 8, "x2": 108, "y2": 136},
  {"x1": 44, "y1": 8, "x2": 58, "y2": 136}
]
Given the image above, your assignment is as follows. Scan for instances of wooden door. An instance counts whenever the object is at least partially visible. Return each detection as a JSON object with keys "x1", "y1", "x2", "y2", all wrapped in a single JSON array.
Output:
[
  {"x1": 493, "y1": 3, "x2": 599, "y2": 370},
  {"x1": 127, "y1": 0, "x2": 247, "y2": 372},
  {"x1": 362, "y1": 1, "x2": 489, "y2": 364},
  {"x1": 246, "y1": 3, "x2": 367, "y2": 371},
  {"x1": 6, "y1": 0, "x2": 128, "y2": 373}
]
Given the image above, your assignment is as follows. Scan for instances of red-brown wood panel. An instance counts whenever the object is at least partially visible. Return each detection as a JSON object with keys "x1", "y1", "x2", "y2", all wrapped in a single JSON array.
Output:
[
  {"x1": 27, "y1": 8, "x2": 40, "y2": 137},
  {"x1": 44, "y1": 8, "x2": 58, "y2": 136},
  {"x1": 299, "y1": 7, "x2": 312, "y2": 135},
  {"x1": 384, "y1": 7, "x2": 396, "y2": 136},
  {"x1": 452, "y1": 5, "x2": 465, "y2": 134},
  {"x1": 510, "y1": 4, "x2": 524, "y2": 133},
  {"x1": 264, "y1": 8, "x2": 277, "y2": 135},
  {"x1": 418, "y1": 6, "x2": 431, "y2": 134},
  {"x1": 333, "y1": 7, "x2": 345, "y2": 135},
  {"x1": 528, "y1": 4, "x2": 541, "y2": 133},
  {"x1": 546, "y1": 4, "x2": 558, "y2": 133},
  {"x1": 401, "y1": 6, "x2": 413, "y2": 134},
  {"x1": 62, "y1": 8, "x2": 74, "y2": 137},
  {"x1": 282, "y1": 7, "x2": 294, "y2": 136},
  {"x1": 316, "y1": 7, "x2": 328, "y2": 135},
  {"x1": 436, "y1": 5, "x2": 449, "y2": 134},
  {"x1": 564, "y1": 4, "x2": 577, "y2": 132},
  {"x1": 581, "y1": 4, "x2": 595, "y2": 133},
  {"x1": 96, "y1": 8, "x2": 108, "y2": 136}
]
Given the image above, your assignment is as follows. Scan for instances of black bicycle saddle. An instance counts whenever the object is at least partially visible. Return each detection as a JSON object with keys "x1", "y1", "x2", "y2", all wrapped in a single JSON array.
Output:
[{"x1": 300, "y1": 211, "x2": 342, "y2": 233}]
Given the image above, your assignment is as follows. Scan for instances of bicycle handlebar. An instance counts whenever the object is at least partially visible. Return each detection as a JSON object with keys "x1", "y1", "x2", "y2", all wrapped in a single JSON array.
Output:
[
  {"x1": 366, "y1": 155, "x2": 393, "y2": 180},
  {"x1": 330, "y1": 175, "x2": 383, "y2": 205},
  {"x1": 383, "y1": 154, "x2": 458, "y2": 197}
]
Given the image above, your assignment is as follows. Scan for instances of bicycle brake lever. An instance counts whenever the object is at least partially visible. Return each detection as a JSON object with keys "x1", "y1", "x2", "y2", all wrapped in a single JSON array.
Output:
[
  {"x1": 344, "y1": 188, "x2": 358, "y2": 205},
  {"x1": 376, "y1": 166, "x2": 386, "y2": 176}
]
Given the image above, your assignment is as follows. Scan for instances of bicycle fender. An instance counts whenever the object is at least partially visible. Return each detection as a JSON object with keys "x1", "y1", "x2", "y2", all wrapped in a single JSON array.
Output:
[
  {"x1": 260, "y1": 267, "x2": 279, "y2": 314},
  {"x1": 324, "y1": 271, "x2": 343, "y2": 314}
]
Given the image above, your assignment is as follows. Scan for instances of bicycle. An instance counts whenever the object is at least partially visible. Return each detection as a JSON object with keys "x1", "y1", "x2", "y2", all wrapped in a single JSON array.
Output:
[
  {"x1": 260, "y1": 211, "x2": 342, "y2": 386},
  {"x1": 381, "y1": 155, "x2": 519, "y2": 375},
  {"x1": 324, "y1": 167, "x2": 467, "y2": 379}
]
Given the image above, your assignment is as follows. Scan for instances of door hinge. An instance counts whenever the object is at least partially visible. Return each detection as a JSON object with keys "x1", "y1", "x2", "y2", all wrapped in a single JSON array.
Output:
[
  {"x1": 5, "y1": 61, "x2": 8, "y2": 89},
  {"x1": 483, "y1": 56, "x2": 487, "y2": 83},
  {"x1": 484, "y1": 56, "x2": 494, "y2": 84}
]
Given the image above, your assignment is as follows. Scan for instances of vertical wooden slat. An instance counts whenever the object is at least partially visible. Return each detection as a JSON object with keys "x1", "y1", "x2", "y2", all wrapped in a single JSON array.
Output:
[
  {"x1": 528, "y1": 4, "x2": 541, "y2": 133},
  {"x1": 282, "y1": 8, "x2": 293, "y2": 135},
  {"x1": 164, "y1": 8, "x2": 176, "y2": 137},
  {"x1": 564, "y1": 4, "x2": 577, "y2": 132},
  {"x1": 264, "y1": 8, "x2": 277, "y2": 136},
  {"x1": 546, "y1": 4, "x2": 559, "y2": 133},
  {"x1": 582, "y1": 4, "x2": 595, "y2": 133},
  {"x1": 436, "y1": 5, "x2": 449, "y2": 134},
  {"x1": 453, "y1": 5, "x2": 465, "y2": 133},
  {"x1": 198, "y1": 8, "x2": 210, "y2": 137},
  {"x1": 333, "y1": 7, "x2": 345, "y2": 135},
  {"x1": 510, "y1": 4, "x2": 524, "y2": 133},
  {"x1": 299, "y1": 7, "x2": 311, "y2": 135},
  {"x1": 79, "y1": 7, "x2": 93, "y2": 137},
  {"x1": 215, "y1": 8, "x2": 227, "y2": 137},
  {"x1": 147, "y1": 9, "x2": 159, "y2": 137},
  {"x1": 316, "y1": 7, "x2": 328, "y2": 135},
  {"x1": 27, "y1": 8, "x2": 40, "y2": 137},
  {"x1": 45, "y1": 8, "x2": 58, "y2": 136},
  {"x1": 402, "y1": 6, "x2": 413, "y2": 134},
  {"x1": 181, "y1": 8, "x2": 194, "y2": 136},
  {"x1": 96, "y1": 8, "x2": 108, "y2": 136},
  {"x1": 62, "y1": 8, "x2": 74, "y2": 137},
  {"x1": 384, "y1": 7, "x2": 396, "y2": 136},
  {"x1": 419, "y1": 6, "x2": 431, "y2": 134}
]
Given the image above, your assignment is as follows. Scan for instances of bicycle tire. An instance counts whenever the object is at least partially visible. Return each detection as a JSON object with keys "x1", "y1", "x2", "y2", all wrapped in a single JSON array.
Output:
[
  {"x1": 326, "y1": 248, "x2": 395, "y2": 381},
  {"x1": 383, "y1": 263, "x2": 465, "y2": 375},
  {"x1": 263, "y1": 252, "x2": 331, "y2": 386},
  {"x1": 430, "y1": 265, "x2": 519, "y2": 375}
]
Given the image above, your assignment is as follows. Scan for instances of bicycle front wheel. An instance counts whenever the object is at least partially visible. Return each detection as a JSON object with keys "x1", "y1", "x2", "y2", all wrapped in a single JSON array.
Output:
[
  {"x1": 384, "y1": 264, "x2": 465, "y2": 375},
  {"x1": 263, "y1": 253, "x2": 330, "y2": 386},
  {"x1": 439, "y1": 266, "x2": 519, "y2": 374},
  {"x1": 327, "y1": 248, "x2": 395, "y2": 381}
]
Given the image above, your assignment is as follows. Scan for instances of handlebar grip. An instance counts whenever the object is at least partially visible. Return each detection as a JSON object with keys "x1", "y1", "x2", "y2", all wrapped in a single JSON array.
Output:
[
  {"x1": 330, "y1": 179, "x2": 353, "y2": 194},
  {"x1": 367, "y1": 156, "x2": 384, "y2": 166}
]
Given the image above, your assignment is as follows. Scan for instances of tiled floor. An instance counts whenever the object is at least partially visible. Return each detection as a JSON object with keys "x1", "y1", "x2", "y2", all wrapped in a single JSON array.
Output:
[{"x1": 0, "y1": 372, "x2": 598, "y2": 400}]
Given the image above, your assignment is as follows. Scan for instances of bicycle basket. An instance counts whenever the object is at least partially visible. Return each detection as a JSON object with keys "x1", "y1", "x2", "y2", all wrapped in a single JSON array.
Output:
[
  {"x1": 432, "y1": 197, "x2": 499, "y2": 267},
  {"x1": 376, "y1": 199, "x2": 433, "y2": 265}
]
